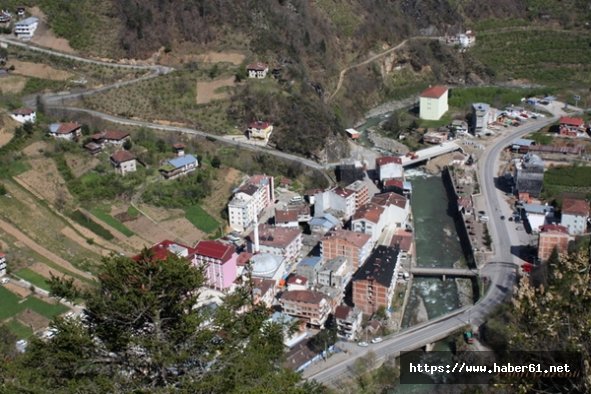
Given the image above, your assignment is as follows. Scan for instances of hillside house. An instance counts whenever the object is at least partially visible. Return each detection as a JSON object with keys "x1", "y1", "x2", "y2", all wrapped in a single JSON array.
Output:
[
  {"x1": 538, "y1": 224, "x2": 571, "y2": 262},
  {"x1": 91, "y1": 130, "x2": 130, "y2": 146},
  {"x1": 134, "y1": 240, "x2": 194, "y2": 262},
  {"x1": 110, "y1": 150, "x2": 137, "y2": 175},
  {"x1": 561, "y1": 198, "x2": 589, "y2": 235},
  {"x1": 14, "y1": 16, "x2": 38, "y2": 40},
  {"x1": 0, "y1": 10, "x2": 11, "y2": 24},
  {"x1": 193, "y1": 240, "x2": 238, "y2": 291},
  {"x1": 345, "y1": 128, "x2": 361, "y2": 139},
  {"x1": 247, "y1": 121, "x2": 273, "y2": 142},
  {"x1": 172, "y1": 143, "x2": 185, "y2": 156},
  {"x1": 279, "y1": 290, "x2": 331, "y2": 327},
  {"x1": 10, "y1": 108, "x2": 36, "y2": 124},
  {"x1": 247, "y1": 63, "x2": 269, "y2": 79},
  {"x1": 352, "y1": 245, "x2": 401, "y2": 316},
  {"x1": 321, "y1": 229, "x2": 373, "y2": 271},
  {"x1": 419, "y1": 85, "x2": 448, "y2": 121},
  {"x1": 48, "y1": 122, "x2": 82, "y2": 141},
  {"x1": 159, "y1": 154, "x2": 198, "y2": 180},
  {"x1": 558, "y1": 117, "x2": 586, "y2": 137},
  {"x1": 375, "y1": 156, "x2": 403, "y2": 181}
]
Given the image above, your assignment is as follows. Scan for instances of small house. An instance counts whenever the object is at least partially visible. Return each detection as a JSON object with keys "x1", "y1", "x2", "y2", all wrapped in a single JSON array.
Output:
[
  {"x1": 14, "y1": 16, "x2": 38, "y2": 40},
  {"x1": 48, "y1": 122, "x2": 82, "y2": 141},
  {"x1": 159, "y1": 154, "x2": 198, "y2": 180},
  {"x1": 84, "y1": 142, "x2": 102, "y2": 155},
  {"x1": 172, "y1": 143, "x2": 185, "y2": 156},
  {"x1": 91, "y1": 130, "x2": 130, "y2": 146},
  {"x1": 345, "y1": 128, "x2": 361, "y2": 140},
  {"x1": 110, "y1": 150, "x2": 137, "y2": 175},
  {"x1": 247, "y1": 62, "x2": 268, "y2": 79},
  {"x1": 247, "y1": 121, "x2": 273, "y2": 141},
  {"x1": 10, "y1": 107, "x2": 36, "y2": 124},
  {"x1": 558, "y1": 117, "x2": 586, "y2": 137},
  {"x1": 0, "y1": 10, "x2": 11, "y2": 24}
]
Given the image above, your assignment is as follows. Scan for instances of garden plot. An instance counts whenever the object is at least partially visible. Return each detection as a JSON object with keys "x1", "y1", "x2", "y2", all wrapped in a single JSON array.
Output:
[
  {"x1": 0, "y1": 75, "x2": 27, "y2": 94},
  {"x1": 196, "y1": 77, "x2": 235, "y2": 104},
  {"x1": 16, "y1": 157, "x2": 74, "y2": 206},
  {"x1": 64, "y1": 153, "x2": 100, "y2": 178},
  {"x1": 7, "y1": 60, "x2": 73, "y2": 81}
]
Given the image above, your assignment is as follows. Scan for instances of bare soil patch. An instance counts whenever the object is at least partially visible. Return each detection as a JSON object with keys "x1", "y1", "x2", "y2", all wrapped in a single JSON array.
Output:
[
  {"x1": 28, "y1": 6, "x2": 75, "y2": 54},
  {"x1": 160, "y1": 217, "x2": 204, "y2": 246},
  {"x1": 124, "y1": 215, "x2": 171, "y2": 245},
  {"x1": 17, "y1": 308, "x2": 50, "y2": 332},
  {"x1": 8, "y1": 60, "x2": 73, "y2": 81},
  {"x1": 0, "y1": 75, "x2": 27, "y2": 94},
  {"x1": 196, "y1": 77, "x2": 235, "y2": 104},
  {"x1": 29, "y1": 261, "x2": 86, "y2": 289},
  {"x1": 59, "y1": 227, "x2": 110, "y2": 257},
  {"x1": 22, "y1": 141, "x2": 51, "y2": 157},
  {"x1": 197, "y1": 51, "x2": 245, "y2": 65},
  {"x1": 136, "y1": 204, "x2": 181, "y2": 222},
  {"x1": 16, "y1": 157, "x2": 74, "y2": 206},
  {"x1": 64, "y1": 153, "x2": 99, "y2": 178},
  {"x1": 0, "y1": 129, "x2": 13, "y2": 148},
  {"x1": 4, "y1": 282, "x2": 31, "y2": 298}
]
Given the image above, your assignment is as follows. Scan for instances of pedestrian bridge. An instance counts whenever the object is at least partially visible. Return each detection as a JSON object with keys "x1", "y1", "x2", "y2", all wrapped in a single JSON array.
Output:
[
  {"x1": 401, "y1": 141, "x2": 463, "y2": 167},
  {"x1": 410, "y1": 267, "x2": 478, "y2": 279}
]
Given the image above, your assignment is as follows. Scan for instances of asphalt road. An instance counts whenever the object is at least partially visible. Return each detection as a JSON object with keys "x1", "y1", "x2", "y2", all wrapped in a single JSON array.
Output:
[{"x1": 305, "y1": 112, "x2": 567, "y2": 385}]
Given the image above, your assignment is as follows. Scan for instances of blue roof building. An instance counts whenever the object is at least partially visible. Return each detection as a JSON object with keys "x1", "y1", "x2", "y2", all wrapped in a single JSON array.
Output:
[{"x1": 159, "y1": 154, "x2": 198, "y2": 179}]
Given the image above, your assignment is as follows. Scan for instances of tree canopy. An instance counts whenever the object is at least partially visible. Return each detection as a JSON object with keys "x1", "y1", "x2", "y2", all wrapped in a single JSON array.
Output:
[{"x1": 0, "y1": 253, "x2": 325, "y2": 393}]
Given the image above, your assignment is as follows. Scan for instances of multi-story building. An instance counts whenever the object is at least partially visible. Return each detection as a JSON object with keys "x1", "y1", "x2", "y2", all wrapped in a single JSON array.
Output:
[
  {"x1": 538, "y1": 225, "x2": 571, "y2": 262},
  {"x1": 371, "y1": 192, "x2": 410, "y2": 229},
  {"x1": 334, "y1": 305, "x2": 363, "y2": 341},
  {"x1": 561, "y1": 198, "x2": 589, "y2": 235},
  {"x1": 316, "y1": 256, "x2": 352, "y2": 289},
  {"x1": 345, "y1": 180, "x2": 370, "y2": 210},
  {"x1": 321, "y1": 229, "x2": 373, "y2": 271},
  {"x1": 314, "y1": 187, "x2": 356, "y2": 220},
  {"x1": 193, "y1": 240, "x2": 238, "y2": 291},
  {"x1": 228, "y1": 175, "x2": 274, "y2": 232},
  {"x1": 351, "y1": 203, "x2": 385, "y2": 244},
  {"x1": 471, "y1": 103, "x2": 494, "y2": 135},
  {"x1": 514, "y1": 154, "x2": 545, "y2": 198},
  {"x1": 279, "y1": 290, "x2": 332, "y2": 327},
  {"x1": 159, "y1": 154, "x2": 198, "y2": 180},
  {"x1": 419, "y1": 85, "x2": 448, "y2": 121},
  {"x1": 295, "y1": 256, "x2": 323, "y2": 284},
  {"x1": 247, "y1": 224, "x2": 303, "y2": 263},
  {"x1": 375, "y1": 156, "x2": 403, "y2": 181},
  {"x1": 247, "y1": 121, "x2": 273, "y2": 141},
  {"x1": 14, "y1": 17, "x2": 38, "y2": 40},
  {"x1": 110, "y1": 150, "x2": 137, "y2": 176},
  {"x1": 352, "y1": 245, "x2": 400, "y2": 316}
]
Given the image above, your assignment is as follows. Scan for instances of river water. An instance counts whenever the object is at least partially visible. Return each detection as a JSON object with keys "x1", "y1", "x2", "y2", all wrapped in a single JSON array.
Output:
[{"x1": 401, "y1": 172, "x2": 466, "y2": 328}]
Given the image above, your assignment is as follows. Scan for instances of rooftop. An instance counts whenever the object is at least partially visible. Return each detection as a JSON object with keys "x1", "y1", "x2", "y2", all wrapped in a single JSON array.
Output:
[
  {"x1": 333, "y1": 187, "x2": 354, "y2": 198},
  {"x1": 280, "y1": 290, "x2": 327, "y2": 305},
  {"x1": 12, "y1": 107, "x2": 34, "y2": 115},
  {"x1": 194, "y1": 240, "x2": 234, "y2": 262},
  {"x1": 472, "y1": 102, "x2": 490, "y2": 112},
  {"x1": 323, "y1": 229, "x2": 371, "y2": 248},
  {"x1": 247, "y1": 63, "x2": 268, "y2": 71},
  {"x1": 286, "y1": 274, "x2": 308, "y2": 286},
  {"x1": 238, "y1": 183, "x2": 260, "y2": 196},
  {"x1": 562, "y1": 198, "x2": 590, "y2": 217},
  {"x1": 371, "y1": 192, "x2": 407, "y2": 209},
  {"x1": 110, "y1": 150, "x2": 136, "y2": 163},
  {"x1": 420, "y1": 85, "x2": 448, "y2": 99},
  {"x1": 249, "y1": 121, "x2": 271, "y2": 129},
  {"x1": 134, "y1": 240, "x2": 194, "y2": 262},
  {"x1": 376, "y1": 156, "x2": 402, "y2": 167},
  {"x1": 248, "y1": 224, "x2": 301, "y2": 249},
  {"x1": 352, "y1": 245, "x2": 399, "y2": 287},
  {"x1": 353, "y1": 203, "x2": 384, "y2": 223},
  {"x1": 167, "y1": 154, "x2": 197, "y2": 169},
  {"x1": 275, "y1": 208, "x2": 299, "y2": 223},
  {"x1": 559, "y1": 117, "x2": 584, "y2": 127},
  {"x1": 345, "y1": 180, "x2": 367, "y2": 192},
  {"x1": 297, "y1": 256, "x2": 322, "y2": 268},
  {"x1": 93, "y1": 130, "x2": 130, "y2": 141},
  {"x1": 15, "y1": 16, "x2": 38, "y2": 26},
  {"x1": 49, "y1": 122, "x2": 80, "y2": 135},
  {"x1": 334, "y1": 305, "x2": 353, "y2": 320},
  {"x1": 540, "y1": 224, "x2": 569, "y2": 234}
]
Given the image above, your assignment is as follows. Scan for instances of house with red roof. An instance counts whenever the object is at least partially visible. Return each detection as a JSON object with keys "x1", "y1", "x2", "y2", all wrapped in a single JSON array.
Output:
[
  {"x1": 91, "y1": 130, "x2": 130, "y2": 146},
  {"x1": 192, "y1": 240, "x2": 238, "y2": 291},
  {"x1": 558, "y1": 117, "x2": 587, "y2": 137},
  {"x1": 48, "y1": 122, "x2": 82, "y2": 141},
  {"x1": 279, "y1": 290, "x2": 331, "y2": 327},
  {"x1": 560, "y1": 197, "x2": 590, "y2": 235},
  {"x1": 375, "y1": 156, "x2": 403, "y2": 181},
  {"x1": 10, "y1": 107, "x2": 36, "y2": 124},
  {"x1": 110, "y1": 150, "x2": 137, "y2": 175},
  {"x1": 246, "y1": 120, "x2": 273, "y2": 142},
  {"x1": 247, "y1": 62, "x2": 269, "y2": 79},
  {"x1": 419, "y1": 85, "x2": 448, "y2": 121},
  {"x1": 134, "y1": 240, "x2": 195, "y2": 262}
]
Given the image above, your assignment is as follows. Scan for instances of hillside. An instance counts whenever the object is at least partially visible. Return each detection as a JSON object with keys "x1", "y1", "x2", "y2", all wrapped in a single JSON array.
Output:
[{"x1": 12, "y1": 0, "x2": 591, "y2": 159}]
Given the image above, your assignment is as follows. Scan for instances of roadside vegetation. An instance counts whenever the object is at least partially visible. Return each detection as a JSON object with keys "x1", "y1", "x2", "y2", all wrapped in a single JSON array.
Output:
[{"x1": 543, "y1": 165, "x2": 591, "y2": 201}]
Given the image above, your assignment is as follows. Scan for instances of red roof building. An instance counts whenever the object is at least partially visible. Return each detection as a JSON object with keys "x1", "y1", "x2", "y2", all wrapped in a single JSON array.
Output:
[
  {"x1": 110, "y1": 150, "x2": 136, "y2": 164},
  {"x1": 134, "y1": 240, "x2": 194, "y2": 262},
  {"x1": 193, "y1": 240, "x2": 238, "y2": 291},
  {"x1": 559, "y1": 117, "x2": 585, "y2": 128},
  {"x1": 420, "y1": 85, "x2": 448, "y2": 99}
]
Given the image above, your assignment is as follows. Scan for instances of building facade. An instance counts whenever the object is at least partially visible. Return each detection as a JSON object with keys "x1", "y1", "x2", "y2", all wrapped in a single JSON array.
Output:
[
  {"x1": 334, "y1": 305, "x2": 363, "y2": 341},
  {"x1": 375, "y1": 156, "x2": 403, "y2": 181},
  {"x1": 14, "y1": 17, "x2": 38, "y2": 39},
  {"x1": 419, "y1": 85, "x2": 448, "y2": 121},
  {"x1": 110, "y1": 150, "x2": 137, "y2": 176},
  {"x1": 279, "y1": 290, "x2": 331, "y2": 327},
  {"x1": 561, "y1": 198, "x2": 590, "y2": 235},
  {"x1": 10, "y1": 108, "x2": 36, "y2": 124},
  {"x1": 0, "y1": 252, "x2": 6, "y2": 277},
  {"x1": 321, "y1": 229, "x2": 373, "y2": 271},
  {"x1": 537, "y1": 225, "x2": 571, "y2": 262},
  {"x1": 193, "y1": 240, "x2": 238, "y2": 291}
]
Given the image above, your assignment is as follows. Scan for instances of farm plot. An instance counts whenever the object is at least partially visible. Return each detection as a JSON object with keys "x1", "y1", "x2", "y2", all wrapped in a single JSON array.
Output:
[
  {"x1": 0, "y1": 75, "x2": 27, "y2": 94},
  {"x1": 16, "y1": 157, "x2": 74, "y2": 206},
  {"x1": 196, "y1": 77, "x2": 235, "y2": 104},
  {"x1": 7, "y1": 60, "x2": 73, "y2": 81}
]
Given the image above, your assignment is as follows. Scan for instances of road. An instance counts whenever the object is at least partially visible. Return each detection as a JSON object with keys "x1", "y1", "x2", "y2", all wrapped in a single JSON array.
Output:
[{"x1": 305, "y1": 108, "x2": 571, "y2": 385}]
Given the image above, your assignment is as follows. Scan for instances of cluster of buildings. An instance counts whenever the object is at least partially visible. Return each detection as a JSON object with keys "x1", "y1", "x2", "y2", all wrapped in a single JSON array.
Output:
[
  {"x1": 444, "y1": 30, "x2": 476, "y2": 48},
  {"x1": 0, "y1": 7, "x2": 38, "y2": 40}
]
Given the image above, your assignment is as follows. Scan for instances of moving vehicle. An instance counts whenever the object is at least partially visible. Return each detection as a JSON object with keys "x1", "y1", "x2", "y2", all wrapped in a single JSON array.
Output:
[
  {"x1": 371, "y1": 337, "x2": 383, "y2": 344},
  {"x1": 358, "y1": 341, "x2": 369, "y2": 347}
]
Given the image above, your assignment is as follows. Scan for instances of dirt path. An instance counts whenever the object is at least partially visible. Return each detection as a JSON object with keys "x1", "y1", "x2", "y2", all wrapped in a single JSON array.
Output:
[
  {"x1": 0, "y1": 218, "x2": 93, "y2": 280},
  {"x1": 328, "y1": 36, "x2": 439, "y2": 102}
]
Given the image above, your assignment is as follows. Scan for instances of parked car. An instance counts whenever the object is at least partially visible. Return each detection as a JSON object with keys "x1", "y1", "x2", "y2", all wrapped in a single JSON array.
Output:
[
  {"x1": 371, "y1": 337, "x2": 383, "y2": 344},
  {"x1": 358, "y1": 341, "x2": 369, "y2": 347}
]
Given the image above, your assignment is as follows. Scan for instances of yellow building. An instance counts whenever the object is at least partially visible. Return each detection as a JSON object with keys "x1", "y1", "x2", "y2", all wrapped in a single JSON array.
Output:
[
  {"x1": 419, "y1": 85, "x2": 449, "y2": 121},
  {"x1": 247, "y1": 121, "x2": 274, "y2": 142}
]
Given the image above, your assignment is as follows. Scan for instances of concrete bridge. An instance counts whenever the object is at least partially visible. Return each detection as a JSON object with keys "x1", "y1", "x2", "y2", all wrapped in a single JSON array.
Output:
[
  {"x1": 410, "y1": 267, "x2": 478, "y2": 279},
  {"x1": 401, "y1": 141, "x2": 463, "y2": 167}
]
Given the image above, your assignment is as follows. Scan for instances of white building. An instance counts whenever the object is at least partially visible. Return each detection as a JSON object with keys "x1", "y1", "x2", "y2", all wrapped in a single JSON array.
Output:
[
  {"x1": 314, "y1": 187, "x2": 356, "y2": 220},
  {"x1": 522, "y1": 204, "x2": 554, "y2": 233},
  {"x1": 0, "y1": 252, "x2": 6, "y2": 277},
  {"x1": 334, "y1": 305, "x2": 363, "y2": 341},
  {"x1": 561, "y1": 198, "x2": 589, "y2": 235},
  {"x1": 419, "y1": 85, "x2": 448, "y2": 121},
  {"x1": 110, "y1": 150, "x2": 137, "y2": 176},
  {"x1": 471, "y1": 103, "x2": 494, "y2": 135},
  {"x1": 249, "y1": 253, "x2": 287, "y2": 283},
  {"x1": 352, "y1": 192, "x2": 410, "y2": 243},
  {"x1": 228, "y1": 175, "x2": 274, "y2": 232},
  {"x1": 14, "y1": 17, "x2": 39, "y2": 40},
  {"x1": 375, "y1": 156, "x2": 403, "y2": 181},
  {"x1": 48, "y1": 122, "x2": 82, "y2": 141},
  {"x1": 247, "y1": 63, "x2": 269, "y2": 79},
  {"x1": 247, "y1": 121, "x2": 273, "y2": 142},
  {"x1": 247, "y1": 224, "x2": 303, "y2": 264},
  {"x1": 10, "y1": 108, "x2": 36, "y2": 124}
]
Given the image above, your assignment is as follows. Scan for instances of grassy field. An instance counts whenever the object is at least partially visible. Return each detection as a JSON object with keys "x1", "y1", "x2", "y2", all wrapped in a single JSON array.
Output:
[
  {"x1": 20, "y1": 297, "x2": 68, "y2": 319},
  {"x1": 0, "y1": 286, "x2": 23, "y2": 320},
  {"x1": 4, "y1": 319, "x2": 34, "y2": 339},
  {"x1": 15, "y1": 268, "x2": 51, "y2": 291},
  {"x1": 448, "y1": 86, "x2": 549, "y2": 111},
  {"x1": 185, "y1": 205, "x2": 220, "y2": 234},
  {"x1": 69, "y1": 210, "x2": 115, "y2": 241},
  {"x1": 90, "y1": 207, "x2": 135, "y2": 237},
  {"x1": 472, "y1": 30, "x2": 591, "y2": 88},
  {"x1": 543, "y1": 165, "x2": 591, "y2": 200}
]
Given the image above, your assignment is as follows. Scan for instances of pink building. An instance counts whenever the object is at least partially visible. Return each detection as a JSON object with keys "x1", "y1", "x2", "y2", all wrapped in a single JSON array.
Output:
[{"x1": 193, "y1": 240, "x2": 238, "y2": 291}]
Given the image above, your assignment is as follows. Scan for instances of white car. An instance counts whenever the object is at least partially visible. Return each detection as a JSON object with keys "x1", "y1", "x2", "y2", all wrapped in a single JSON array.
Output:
[
  {"x1": 0, "y1": 278, "x2": 9, "y2": 284},
  {"x1": 371, "y1": 337, "x2": 383, "y2": 344},
  {"x1": 357, "y1": 341, "x2": 369, "y2": 347}
]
